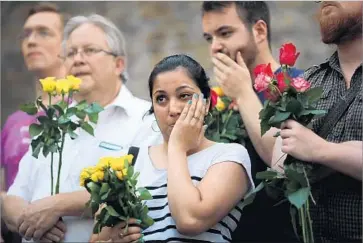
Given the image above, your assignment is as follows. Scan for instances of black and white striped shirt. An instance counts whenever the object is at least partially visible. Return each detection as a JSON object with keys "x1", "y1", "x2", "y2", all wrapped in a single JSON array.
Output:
[{"x1": 134, "y1": 143, "x2": 254, "y2": 242}]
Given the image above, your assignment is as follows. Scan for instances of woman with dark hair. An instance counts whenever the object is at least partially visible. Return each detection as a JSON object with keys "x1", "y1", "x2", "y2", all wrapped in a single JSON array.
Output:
[{"x1": 90, "y1": 54, "x2": 254, "y2": 242}]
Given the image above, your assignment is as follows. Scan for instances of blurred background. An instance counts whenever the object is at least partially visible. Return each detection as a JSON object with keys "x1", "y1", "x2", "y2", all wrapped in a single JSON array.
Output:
[{"x1": 1, "y1": 1, "x2": 333, "y2": 127}]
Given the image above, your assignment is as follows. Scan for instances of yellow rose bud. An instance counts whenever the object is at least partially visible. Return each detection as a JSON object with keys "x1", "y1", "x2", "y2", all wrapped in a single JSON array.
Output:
[
  {"x1": 97, "y1": 157, "x2": 113, "y2": 170},
  {"x1": 95, "y1": 171, "x2": 104, "y2": 181},
  {"x1": 91, "y1": 173, "x2": 99, "y2": 182},
  {"x1": 56, "y1": 78, "x2": 71, "y2": 94},
  {"x1": 66, "y1": 75, "x2": 82, "y2": 91},
  {"x1": 80, "y1": 180, "x2": 85, "y2": 186},
  {"x1": 110, "y1": 158, "x2": 125, "y2": 171},
  {"x1": 39, "y1": 77, "x2": 56, "y2": 93},
  {"x1": 115, "y1": 171, "x2": 124, "y2": 180},
  {"x1": 122, "y1": 168, "x2": 128, "y2": 176},
  {"x1": 212, "y1": 86, "x2": 224, "y2": 97},
  {"x1": 215, "y1": 97, "x2": 226, "y2": 111}
]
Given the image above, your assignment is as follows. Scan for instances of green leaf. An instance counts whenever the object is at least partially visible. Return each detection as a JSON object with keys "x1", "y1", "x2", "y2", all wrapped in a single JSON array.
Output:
[
  {"x1": 239, "y1": 182, "x2": 264, "y2": 211},
  {"x1": 86, "y1": 103, "x2": 104, "y2": 114},
  {"x1": 305, "y1": 87, "x2": 323, "y2": 103},
  {"x1": 58, "y1": 115, "x2": 70, "y2": 124},
  {"x1": 285, "y1": 167, "x2": 308, "y2": 187},
  {"x1": 56, "y1": 100, "x2": 68, "y2": 110},
  {"x1": 138, "y1": 188, "x2": 153, "y2": 200},
  {"x1": 287, "y1": 187, "x2": 310, "y2": 209},
  {"x1": 66, "y1": 107, "x2": 78, "y2": 117},
  {"x1": 29, "y1": 124, "x2": 43, "y2": 138},
  {"x1": 105, "y1": 205, "x2": 120, "y2": 217},
  {"x1": 286, "y1": 98, "x2": 303, "y2": 116},
  {"x1": 142, "y1": 215, "x2": 155, "y2": 227},
  {"x1": 93, "y1": 221, "x2": 102, "y2": 234},
  {"x1": 99, "y1": 183, "x2": 110, "y2": 196},
  {"x1": 19, "y1": 103, "x2": 38, "y2": 115},
  {"x1": 298, "y1": 109, "x2": 327, "y2": 116},
  {"x1": 88, "y1": 113, "x2": 99, "y2": 124},
  {"x1": 289, "y1": 205, "x2": 300, "y2": 239},
  {"x1": 46, "y1": 107, "x2": 56, "y2": 118},
  {"x1": 75, "y1": 110, "x2": 86, "y2": 120},
  {"x1": 127, "y1": 166, "x2": 134, "y2": 178},
  {"x1": 53, "y1": 104, "x2": 65, "y2": 116},
  {"x1": 76, "y1": 100, "x2": 88, "y2": 110},
  {"x1": 67, "y1": 129, "x2": 78, "y2": 140},
  {"x1": 220, "y1": 133, "x2": 238, "y2": 141},
  {"x1": 260, "y1": 119, "x2": 271, "y2": 137},
  {"x1": 256, "y1": 170, "x2": 279, "y2": 180},
  {"x1": 42, "y1": 145, "x2": 50, "y2": 158},
  {"x1": 268, "y1": 111, "x2": 291, "y2": 126},
  {"x1": 31, "y1": 140, "x2": 44, "y2": 159},
  {"x1": 37, "y1": 116, "x2": 49, "y2": 125},
  {"x1": 86, "y1": 181, "x2": 101, "y2": 194},
  {"x1": 81, "y1": 122, "x2": 94, "y2": 136}
]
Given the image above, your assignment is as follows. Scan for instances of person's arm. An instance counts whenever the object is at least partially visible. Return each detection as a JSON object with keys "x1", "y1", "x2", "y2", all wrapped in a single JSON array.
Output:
[
  {"x1": 314, "y1": 141, "x2": 362, "y2": 180},
  {"x1": 52, "y1": 190, "x2": 92, "y2": 217},
  {"x1": 279, "y1": 120, "x2": 362, "y2": 180},
  {"x1": 167, "y1": 148, "x2": 250, "y2": 235},
  {"x1": 1, "y1": 193, "x2": 29, "y2": 232}
]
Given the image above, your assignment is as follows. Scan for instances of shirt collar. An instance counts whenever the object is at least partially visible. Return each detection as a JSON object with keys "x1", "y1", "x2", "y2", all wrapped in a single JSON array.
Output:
[{"x1": 104, "y1": 85, "x2": 136, "y2": 117}]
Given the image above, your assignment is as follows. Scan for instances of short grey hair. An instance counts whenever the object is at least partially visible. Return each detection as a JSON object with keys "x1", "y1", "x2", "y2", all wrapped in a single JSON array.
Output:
[{"x1": 62, "y1": 14, "x2": 129, "y2": 83}]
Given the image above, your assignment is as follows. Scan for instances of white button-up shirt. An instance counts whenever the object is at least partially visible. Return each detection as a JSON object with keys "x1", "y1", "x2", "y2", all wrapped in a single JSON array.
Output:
[{"x1": 7, "y1": 85, "x2": 163, "y2": 242}]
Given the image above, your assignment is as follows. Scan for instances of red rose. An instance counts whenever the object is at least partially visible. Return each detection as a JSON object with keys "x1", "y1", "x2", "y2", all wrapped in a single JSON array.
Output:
[
  {"x1": 264, "y1": 88, "x2": 280, "y2": 102},
  {"x1": 210, "y1": 89, "x2": 218, "y2": 108},
  {"x1": 291, "y1": 77, "x2": 311, "y2": 92},
  {"x1": 254, "y1": 73, "x2": 272, "y2": 93},
  {"x1": 279, "y1": 43, "x2": 300, "y2": 66},
  {"x1": 276, "y1": 72, "x2": 289, "y2": 93},
  {"x1": 254, "y1": 63, "x2": 273, "y2": 78}
]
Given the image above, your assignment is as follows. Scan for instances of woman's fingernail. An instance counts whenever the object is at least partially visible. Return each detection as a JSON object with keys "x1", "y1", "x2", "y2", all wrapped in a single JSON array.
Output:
[
  {"x1": 136, "y1": 219, "x2": 142, "y2": 225},
  {"x1": 188, "y1": 100, "x2": 192, "y2": 104},
  {"x1": 200, "y1": 93, "x2": 204, "y2": 99},
  {"x1": 203, "y1": 98, "x2": 206, "y2": 104},
  {"x1": 193, "y1": 93, "x2": 199, "y2": 99}
]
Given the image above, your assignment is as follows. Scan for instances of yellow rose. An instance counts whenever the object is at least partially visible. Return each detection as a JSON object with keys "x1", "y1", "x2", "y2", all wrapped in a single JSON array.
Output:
[
  {"x1": 66, "y1": 75, "x2": 82, "y2": 91},
  {"x1": 97, "y1": 157, "x2": 113, "y2": 170},
  {"x1": 124, "y1": 155, "x2": 134, "y2": 165},
  {"x1": 115, "y1": 171, "x2": 124, "y2": 180},
  {"x1": 215, "y1": 97, "x2": 226, "y2": 111},
  {"x1": 212, "y1": 86, "x2": 224, "y2": 97},
  {"x1": 91, "y1": 173, "x2": 99, "y2": 182},
  {"x1": 56, "y1": 78, "x2": 71, "y2": 94},
  {"x1": 95, "y1": 171, "x2": 104, "y2": 181},
  {"x1": 110, "y1": 157, "x2": 125, "y2": 171},
  {"x1": 39, "y1": 77, "x2": 56, "y2": 93},
  {"x1": 122, "y1": 168, "x2": 128, "y2": 176}
]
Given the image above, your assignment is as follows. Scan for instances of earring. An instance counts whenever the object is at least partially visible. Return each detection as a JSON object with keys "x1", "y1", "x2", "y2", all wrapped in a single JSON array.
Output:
[{"x1": 151, "y1": 120, "x2": 161, "y2": 132}]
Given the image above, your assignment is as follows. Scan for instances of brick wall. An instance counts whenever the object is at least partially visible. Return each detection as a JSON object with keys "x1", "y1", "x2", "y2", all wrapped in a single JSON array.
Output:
[{"x1": 1, "y1": 1, "x2": 332, "y2": 126}]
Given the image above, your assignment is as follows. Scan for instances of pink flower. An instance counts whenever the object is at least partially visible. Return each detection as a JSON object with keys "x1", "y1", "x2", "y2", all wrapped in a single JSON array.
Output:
[
  {"x1": 276, "y1": 72, "x2": 289, "y2": 93},
  {"x1": 210, "y1": 89, "x2": 218, "y2": 108},
  {"x1": 279, "y1": 43, "x2": 300, "y2": 66},
  {"x1": 254, "y1": 73, "x2": 272, "y2": 93},
  {"x1": 291, "y1": 77, "x2": 311, "y2": 92}
]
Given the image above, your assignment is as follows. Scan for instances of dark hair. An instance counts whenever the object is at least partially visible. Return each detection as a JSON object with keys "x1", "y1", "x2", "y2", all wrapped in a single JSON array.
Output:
[
  {"x1": 202, "y1": 1, "x2": 271, "y2": 48},
  {"x1": 147, "y1": 54, "x2": 211, "y2": 114},
  {"x1": 25, "y1": 2, "x2": 69, "y2": 28}
]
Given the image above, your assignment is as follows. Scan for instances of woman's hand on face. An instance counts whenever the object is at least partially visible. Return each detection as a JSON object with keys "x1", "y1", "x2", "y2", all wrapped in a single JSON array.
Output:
[
  {"x1": 109, "y1": 218, "x2": 143, "y2": 243},
  {"x1": 169, "y1": 92, "x2": 207, "y2": 153}
]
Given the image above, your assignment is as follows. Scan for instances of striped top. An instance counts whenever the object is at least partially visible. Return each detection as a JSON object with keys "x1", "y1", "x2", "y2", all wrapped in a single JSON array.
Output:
[{"x1": 133, "y1": 143, "x2": 254, "y2": 242}]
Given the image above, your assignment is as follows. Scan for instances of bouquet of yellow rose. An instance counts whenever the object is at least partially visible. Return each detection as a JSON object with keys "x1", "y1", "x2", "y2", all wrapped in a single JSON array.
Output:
[
  {"x1": 20, "y1": 76, "x2": 103, "y2": 195},
  {"x1": 81, "y1": 155, "x2": 154, "y2": 234},
  {"x1": 205, "y1": 86, "x2": 247, "y2": 145}
]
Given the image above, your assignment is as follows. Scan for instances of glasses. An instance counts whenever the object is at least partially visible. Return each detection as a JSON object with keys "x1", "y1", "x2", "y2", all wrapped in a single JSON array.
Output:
[
  {"x1": 60, "y1": 47, "x2": 117, "y2": 61},
  {"x1": 19, "y1": 28, "x2": 55, "y2": 41}
]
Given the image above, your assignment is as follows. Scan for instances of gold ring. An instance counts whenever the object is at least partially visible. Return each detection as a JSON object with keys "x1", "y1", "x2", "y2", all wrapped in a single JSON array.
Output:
[{"x1": 119, "y1": 232, "x2": 124, "y2": 238}]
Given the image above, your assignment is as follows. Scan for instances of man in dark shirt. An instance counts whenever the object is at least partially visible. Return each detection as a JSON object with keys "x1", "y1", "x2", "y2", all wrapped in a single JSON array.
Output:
[
  {"x1": 275, "y1": 1, "x2": 362, "y2": 242},
  {"x1": 201, "y1": 2, "x2": 302, "y2": 241}
]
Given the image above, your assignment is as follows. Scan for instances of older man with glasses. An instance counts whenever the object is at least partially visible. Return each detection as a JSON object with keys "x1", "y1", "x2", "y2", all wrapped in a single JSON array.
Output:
[{"x1": 1, "y1": 14, "x2": 162, "y2": 243}]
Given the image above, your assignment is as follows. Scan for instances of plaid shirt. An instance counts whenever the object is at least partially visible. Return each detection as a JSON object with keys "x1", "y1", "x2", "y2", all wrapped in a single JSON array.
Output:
[{"x1": 304, "y1": 52, "x2": 362, "y2": 242}]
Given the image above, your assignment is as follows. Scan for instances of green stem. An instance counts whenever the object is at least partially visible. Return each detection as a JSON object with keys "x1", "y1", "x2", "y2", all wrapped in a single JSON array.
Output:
[
  {"x1": 222, "y1": 109, "x2": 233, "y2": 134},
  {"x1": 300, "y1": 207, "x2": 307, "y2": 243},
  {"x1": 306, "y1": 199, "x2": 314, "y2": 243},
  {"x1": 55, "y1": 132, "x2": 65, "y2": 194},
  {"x1": 51, "y1": 152, "x2": 54, "y2": 195}
]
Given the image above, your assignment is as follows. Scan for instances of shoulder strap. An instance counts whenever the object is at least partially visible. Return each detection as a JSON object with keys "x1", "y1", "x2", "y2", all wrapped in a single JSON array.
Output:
[
  {"x1": 317, "y1": 80, "x2": 361, "y2": 139},
  {"x1": 311, "y1": 80, "x2": 361, "y2": 183},
  {"x1": 127, "y1": 146, "x2": 140, "y2": 165}
]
